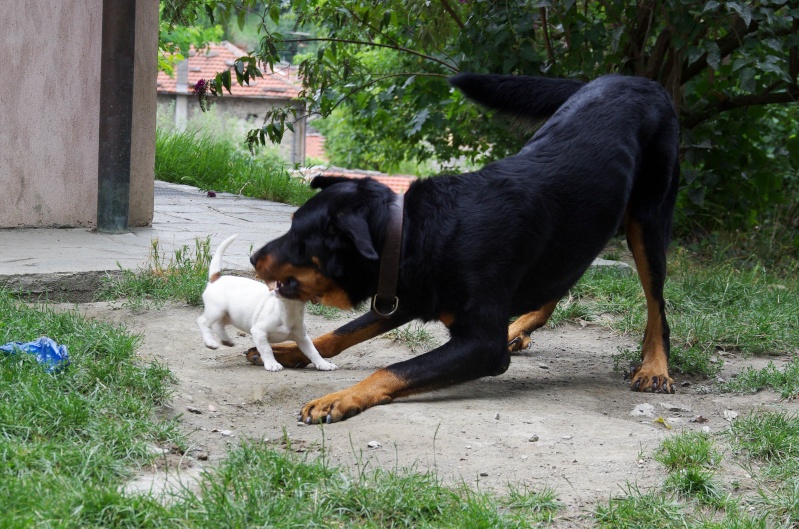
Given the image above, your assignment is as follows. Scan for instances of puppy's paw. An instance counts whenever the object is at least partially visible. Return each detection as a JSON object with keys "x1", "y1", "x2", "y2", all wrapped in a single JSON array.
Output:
[
  {"x1": 204, "y1": 340, "x2": 219, "y2": 350},
  {"x1": 263, "y1": 361, "x2": 284, "y2": 372},
  {"x1": 314, "y1": 360, "x2": 338, "y2": 371}
]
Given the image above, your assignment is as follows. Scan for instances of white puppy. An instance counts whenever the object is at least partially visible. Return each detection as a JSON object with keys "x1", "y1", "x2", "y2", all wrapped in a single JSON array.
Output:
[{"x1": 197, "y1": 234, "x2": 337, "y2": 372}]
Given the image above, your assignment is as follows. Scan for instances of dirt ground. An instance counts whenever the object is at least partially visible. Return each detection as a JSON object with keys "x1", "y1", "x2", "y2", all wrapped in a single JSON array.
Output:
[{"x1": 65, "y1": 300, "x2": 797, "y2": 525}]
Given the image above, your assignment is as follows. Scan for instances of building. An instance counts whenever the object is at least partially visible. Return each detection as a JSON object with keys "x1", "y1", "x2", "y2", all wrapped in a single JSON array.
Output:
[{"x1": 157, "y1": 42, "x2": 307, "y2": 165}]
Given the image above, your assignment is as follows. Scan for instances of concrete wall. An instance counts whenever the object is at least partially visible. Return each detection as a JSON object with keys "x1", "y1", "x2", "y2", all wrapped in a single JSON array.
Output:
[{"x1": 1, "y1": 1, "x2": 157, "y2": 228}]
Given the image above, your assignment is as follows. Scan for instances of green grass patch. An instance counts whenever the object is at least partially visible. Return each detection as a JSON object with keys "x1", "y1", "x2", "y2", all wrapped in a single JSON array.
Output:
[
  {"x1": 98, "y1": 237, "x2": 212, "y2": 308},
  {"x1": 156, "y1": 127, "x2": 316, "y2": 206},
  {"x1": 720, "y1": 356, "x2": 799, "y2": 399},
  {"x1": 386, "y1": 322, "x2": 439, "y2": 353},
  {"x1": 169, "y1": 438, "x2": 560, "y2": 528},
  {"x1": 551, "y1": 252, "x2": 799, "y2": 378},
  {"x1": 0, "y1": 289, "x2": 181, "y2": 527}
]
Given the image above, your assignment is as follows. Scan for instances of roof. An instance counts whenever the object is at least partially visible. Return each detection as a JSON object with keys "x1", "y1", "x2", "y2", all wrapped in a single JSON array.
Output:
[
  {"x1": 157, "y1": 41, "x2": 301, "y2": 100},
  {"x1": 296, "y1": 166, "x2": 417, "y2": 194}
]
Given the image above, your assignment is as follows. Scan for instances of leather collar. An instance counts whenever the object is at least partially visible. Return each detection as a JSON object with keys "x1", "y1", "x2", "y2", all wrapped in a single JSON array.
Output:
[{"x1": 371, "y1": 193, "x2": 404, "y2": 318}]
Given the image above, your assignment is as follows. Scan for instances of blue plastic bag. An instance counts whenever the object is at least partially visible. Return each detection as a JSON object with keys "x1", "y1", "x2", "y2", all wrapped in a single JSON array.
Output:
[{"x1": 0, "y1": 337, "x2": 70, "y2": 373}]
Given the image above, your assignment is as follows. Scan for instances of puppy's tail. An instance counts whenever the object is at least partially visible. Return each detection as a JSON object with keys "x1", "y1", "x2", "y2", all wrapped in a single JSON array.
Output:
[
  {"x1": 208, "y1": 234, "x2": 238, "y2": 283},
  {"x1": 449, "y1": 73, "x2": 585, "y2": 119}
]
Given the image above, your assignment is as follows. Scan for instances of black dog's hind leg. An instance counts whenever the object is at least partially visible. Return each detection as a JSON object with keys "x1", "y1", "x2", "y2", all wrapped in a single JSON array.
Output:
[{"x1": 624, "y1": 139, "x2": 679, "y2": 393}]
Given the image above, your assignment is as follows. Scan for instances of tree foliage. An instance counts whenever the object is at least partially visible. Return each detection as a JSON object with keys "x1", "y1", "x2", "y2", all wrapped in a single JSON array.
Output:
[{"x1": 161, "y1": 0, "x2": 799, "y2": 229}]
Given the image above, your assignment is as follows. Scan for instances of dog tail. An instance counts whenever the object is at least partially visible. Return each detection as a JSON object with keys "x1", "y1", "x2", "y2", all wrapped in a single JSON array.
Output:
[
  {"x1": 208, "y1": 234, "x2": 238, "y2": 283},
  {"x1": 449, "y1": 73, "x2": 585, "y2": 119}
]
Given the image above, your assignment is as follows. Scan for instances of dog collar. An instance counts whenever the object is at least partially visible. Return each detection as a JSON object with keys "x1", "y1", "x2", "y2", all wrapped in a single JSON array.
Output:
[{"x1": 371, "y1": 193, "x2": 404, "y2": 318}]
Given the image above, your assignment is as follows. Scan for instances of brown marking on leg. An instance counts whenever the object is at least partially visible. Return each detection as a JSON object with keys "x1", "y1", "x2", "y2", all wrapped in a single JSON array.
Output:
[
  {"x1": 438, "y1": 312, "x2": 456, "y2": 328},
  {"x1": 247, "y1": 311, "x2": 411, "y2": 367},
  {"x1": 625, "y1": 217, "x2": 674, "y2": 393},
  {"x1": 209, "y1": 271, "x2": 221, "y2": 283},
  {"x1": 301, "y1": 368, "x2": 410, "y2": 423},
  {"x1": 507, "y1": 300, "x2": 558, "y2": 351}
]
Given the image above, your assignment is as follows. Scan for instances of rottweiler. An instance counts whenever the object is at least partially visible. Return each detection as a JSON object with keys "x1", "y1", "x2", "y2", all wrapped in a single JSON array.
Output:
[{"x1": 250, "y1": 73, "x2": 680, "y2": 424}]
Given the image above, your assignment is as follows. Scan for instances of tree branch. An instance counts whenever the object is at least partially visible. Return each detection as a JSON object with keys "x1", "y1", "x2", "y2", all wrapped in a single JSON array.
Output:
[
  {"x1": 682, "y1": 15, "x2": 755, "y2": 82},
  {"x1": 683, "y1": 84, "x2": 799, "y2": 128},
  {"x1": 438, "y1": 0, "x2": 465, "y2": 30},
  {"x1": 540, "y1": 7, "x2": 556, "y2": 66},
  {"x1": 644, "y1": 26, "x2": 672, "y2": 79},
  {"x1": 281, "y1": 37, "x2": 459, "y2": 72}
]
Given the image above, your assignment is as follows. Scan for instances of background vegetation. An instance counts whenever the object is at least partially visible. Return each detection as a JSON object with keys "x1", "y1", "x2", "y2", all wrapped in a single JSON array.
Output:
[{"x1": 160, "y1": 0, "x2": 799, "y2": 241}]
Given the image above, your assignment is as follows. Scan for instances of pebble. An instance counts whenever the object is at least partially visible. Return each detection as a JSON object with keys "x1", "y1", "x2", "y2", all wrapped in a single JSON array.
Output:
[
  {"x1": 494, "y1": 412, "x2": 500, "y2": 420},
  {"x1": 367, "y1": 440, "x2": 382, "y2": 449},
  {"x1": 187, "y1": 406, "x2": 202, "y2": 414},
  {"x1": 479, "y1": 472, "x2": 488, "y2": 477},
  {"x1": 529, "y1": 435, "x2": 539, "y2": 442}
]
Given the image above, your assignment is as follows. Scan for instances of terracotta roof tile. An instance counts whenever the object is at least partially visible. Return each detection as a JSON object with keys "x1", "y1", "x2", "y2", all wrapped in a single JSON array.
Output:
[
  {"x1": 296, "y1": 167, "x2": 416, "y2": 194},
  {"x1": 157, "y1": 41, "x2": 301, "y2": 99}
]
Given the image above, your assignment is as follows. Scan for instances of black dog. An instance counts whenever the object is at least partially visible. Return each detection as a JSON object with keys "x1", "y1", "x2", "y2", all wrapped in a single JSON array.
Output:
[{"x1": 251, "y1": 73, "x2": 680, "y2": 423}]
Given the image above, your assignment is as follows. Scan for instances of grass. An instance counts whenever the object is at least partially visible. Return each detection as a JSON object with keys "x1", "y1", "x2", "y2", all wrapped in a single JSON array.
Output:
[
  {"x1": 720, "y1": 356, "x2": 799, "y2": 399},
  {"x1": 97, "y1": 238, "x2": 212, "y2": 309},
  {"x1": 155, "y1": 127, "x2": 316, "y2": 206},
  {"x1": 550, "y1": 246, "x2": 799, "y2": 378},
  {"x1": 0, "y1": 286, "x2": 563, "y2": 526},
  {"x1": 0, "y1": 289, "x2": 182, "y2": 527},
  {"x1": 386, "y1": 322, "x2": 439, "y2": 353}
]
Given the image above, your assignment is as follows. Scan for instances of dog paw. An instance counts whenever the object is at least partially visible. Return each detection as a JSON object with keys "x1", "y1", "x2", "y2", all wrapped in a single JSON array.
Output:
[
  {"x1": 507, "y1": 334, "x2": 531, "y2": 352},
  {"x1": 315, "y1": 361, "x2": 338, "y2": 371},
  {"x1": 272, "y1": 343, "x2": 312, "y2": 368},
  {"x1": 623, "y1": 363, "x2": 675, "y2": 394},
  {"x1": 204, "y1": 342, "x2": 219, "y2": 350},
  {"x1": 300, "y1": 388, "x2": 391, "y2": 424},
  {"x1": 263, "y1": 361, "x2": 284, "y2": 372}
]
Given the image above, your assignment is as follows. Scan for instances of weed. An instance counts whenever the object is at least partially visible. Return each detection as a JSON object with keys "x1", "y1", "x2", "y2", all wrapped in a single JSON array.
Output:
[
  {"x1": 720, "y1": 355, "x2": 799, "y2": 399},
  {"x1": 306, "y1": 302, "x2": 342, "y2": 320},
  {"x1": 98, "y1": 237, "x2": 212, "y2": 308},
  {"x1": 655, "y1": 431, "x2": 722, "y2": 471},
  {"x1": 385, "y1": 322, "x2": 438, "y2": 353}
]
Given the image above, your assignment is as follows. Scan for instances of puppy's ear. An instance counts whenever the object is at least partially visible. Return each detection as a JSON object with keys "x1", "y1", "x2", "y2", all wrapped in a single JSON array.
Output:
[
  {"x1": 311, "y1": 176, "x2": 355, "y2": 189},
  {"x1": 334, "y1": 212, "x2": 378, "y2": 260}
]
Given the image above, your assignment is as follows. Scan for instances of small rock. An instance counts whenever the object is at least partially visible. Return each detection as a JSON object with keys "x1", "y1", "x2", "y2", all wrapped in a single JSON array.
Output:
[
  {"x1": 723, "y1": 410, "x2": 739, "y2": 422},
  {"x1": 465, "y1": 445, "x2": 472, "y2": 449},
  {"x1": 658, "y1": 402, "x2": 692, "y2": 413},
  {"x1": 562, "y1": 435, "x2": 573, "y2": 440},
  {"x1": 207, "y1": 191, "x2": 217, "y2": 197},
  {"x1": 196, "y1": 451, "x2": 209, "y2": 461},
  {"x1": 367, "y1": 440, "x2": 382, "y2": 449},
  {"x1": 631, "y1": 403, "x2": 655, "y2": 417},
  {"x1": 207, "y1": 404, "x2": 217, "y2": 412},
  {"x1": 186, "y1": 406, "x2": 202, "y2": 414},
  {"x1": 680, "y1": 381, "x2": 691, "y2": 387},
  {"x1": 494, "y1": 412, "x2": 500, "y2": 420},
  {"x1": 691, "y1": 415, "x2": 709, "y2": 423},
  {"x1": 528, "y1": 435, "x2": 539, "y2": 442},
  {"x1": 479, "y1": 472, "x2": 488, "y2": 477},
  {"x1": 538, "y1": 364, "x2": 550, "y2": 370},
  {"x1": 520, "y1": 455, "x2": 528, "y2": 460},
  {"x1": 219, "y1": 430, "x2": 233, "y2": 437}
]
